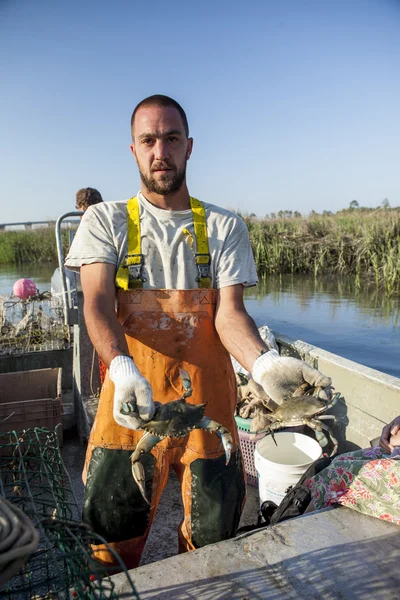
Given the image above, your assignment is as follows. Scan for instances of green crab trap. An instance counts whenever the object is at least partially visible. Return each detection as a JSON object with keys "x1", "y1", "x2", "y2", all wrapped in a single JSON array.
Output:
[{"x1": 0, "y1": 427, "x2": 139, "y2": 599}]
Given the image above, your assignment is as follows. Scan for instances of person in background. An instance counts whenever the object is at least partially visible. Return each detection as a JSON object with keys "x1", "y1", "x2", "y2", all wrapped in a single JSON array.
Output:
[
  {"x1": 65, "y1": 94, "x2": 332, "y2": 569},
  {"x1": 49, "y1": 188, "x2": 102, "y2": 301},
  {"x1": 75, "y1": 187, "x2": 103, "y2": 212}
]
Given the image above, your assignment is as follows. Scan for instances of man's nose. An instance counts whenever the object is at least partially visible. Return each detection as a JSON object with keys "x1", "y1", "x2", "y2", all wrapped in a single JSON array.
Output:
[{"x1": 154, "y1": 139, "x2": 169, "y2": 160}]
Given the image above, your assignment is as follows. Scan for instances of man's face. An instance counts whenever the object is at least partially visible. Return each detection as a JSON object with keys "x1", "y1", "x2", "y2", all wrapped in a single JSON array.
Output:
[{"x1": 130, "y1": 105, "x2": 193, "y2": 196}]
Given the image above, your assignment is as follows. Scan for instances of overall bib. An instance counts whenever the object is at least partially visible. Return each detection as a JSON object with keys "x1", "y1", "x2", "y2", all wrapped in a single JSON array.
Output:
[{"x1": 82, "y1": 197, "x2": 246, "y2": 569}]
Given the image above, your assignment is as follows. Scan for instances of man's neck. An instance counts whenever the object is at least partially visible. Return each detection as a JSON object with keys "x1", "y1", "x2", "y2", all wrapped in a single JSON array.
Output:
[{"x1": 140, "y1": 186, "x2": 191, "y2": 211}]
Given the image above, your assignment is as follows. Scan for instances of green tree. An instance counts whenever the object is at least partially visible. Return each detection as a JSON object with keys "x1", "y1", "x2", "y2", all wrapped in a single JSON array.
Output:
[
  {"x1": 382, "y1": 198, "x2": 390, "y2": 209},
  {"x1": 349, "y1": 200, "x2": 359, "y2": 210}
]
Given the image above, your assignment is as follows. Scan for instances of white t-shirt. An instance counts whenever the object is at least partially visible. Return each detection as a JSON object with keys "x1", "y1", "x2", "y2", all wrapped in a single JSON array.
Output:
[{"x1": 65, "y1": 191, "x2": 258, "y2": 290}]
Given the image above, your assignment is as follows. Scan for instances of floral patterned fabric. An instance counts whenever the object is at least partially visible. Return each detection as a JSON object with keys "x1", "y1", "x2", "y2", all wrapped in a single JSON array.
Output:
[{"x1": 306, "y1": 446, "x2": 400, "y2": 525}]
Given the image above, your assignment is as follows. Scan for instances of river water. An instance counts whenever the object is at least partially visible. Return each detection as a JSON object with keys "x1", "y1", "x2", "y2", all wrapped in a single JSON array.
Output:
[{"x1": 1, "y1": 265, "x2": 399, "y2": 379}]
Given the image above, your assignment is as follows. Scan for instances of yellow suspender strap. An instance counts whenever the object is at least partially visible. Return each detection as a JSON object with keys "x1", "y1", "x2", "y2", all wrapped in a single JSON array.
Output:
[
  {"x1": 115, "y1": 196, "x2": 211, "y2": 290},
  {"x1": 190, "y1": 197, "x2": 211, "y2": 288},
  {"x1": 115, "y1": 196, "x2": 144, "y2": 290}
]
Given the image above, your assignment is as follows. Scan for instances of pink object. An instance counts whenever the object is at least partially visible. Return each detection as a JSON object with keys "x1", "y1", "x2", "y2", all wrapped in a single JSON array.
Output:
[{"x1": 12, "y1": 278, "x2": 37, "y2": 299}]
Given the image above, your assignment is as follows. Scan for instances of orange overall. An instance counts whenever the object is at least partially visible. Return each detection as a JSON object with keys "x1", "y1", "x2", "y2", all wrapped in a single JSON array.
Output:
[{"x1": 82, "y1": 198, "x2": 245, "y2": 569}]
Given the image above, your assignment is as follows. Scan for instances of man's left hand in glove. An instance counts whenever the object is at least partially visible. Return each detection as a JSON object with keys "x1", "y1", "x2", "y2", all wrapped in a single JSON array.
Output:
[{"x1": 252, "y1": 349, "x2": 332, "y2": 405}]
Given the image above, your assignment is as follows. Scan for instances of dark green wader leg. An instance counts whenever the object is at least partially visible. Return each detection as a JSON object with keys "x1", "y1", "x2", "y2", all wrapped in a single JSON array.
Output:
[
  {"x1": 189, "y1": 448, "x2": 246, "y2": 548},
  {"x1": 82, "y1": 447, "x2": 156, "y2": 543}
]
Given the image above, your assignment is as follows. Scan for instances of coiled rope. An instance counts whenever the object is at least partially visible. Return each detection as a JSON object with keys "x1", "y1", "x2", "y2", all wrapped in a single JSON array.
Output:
[{"x1": 0, "y1": 496, "x2": 39, "y2": 586}]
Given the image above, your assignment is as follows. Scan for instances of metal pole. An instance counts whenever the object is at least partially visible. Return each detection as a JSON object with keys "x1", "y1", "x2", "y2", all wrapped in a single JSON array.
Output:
[{"x1": 55, "y1": 212, "x2": 83, "y2": 325}]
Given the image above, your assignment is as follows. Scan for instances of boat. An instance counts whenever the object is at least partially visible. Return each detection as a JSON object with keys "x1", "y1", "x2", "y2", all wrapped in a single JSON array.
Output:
[
  {"x1": 0, "y1": 212, "x2": 399, "y2": 598},
  {"x1": 103, "y1": 334, "x2": 400, "y2": 599}
]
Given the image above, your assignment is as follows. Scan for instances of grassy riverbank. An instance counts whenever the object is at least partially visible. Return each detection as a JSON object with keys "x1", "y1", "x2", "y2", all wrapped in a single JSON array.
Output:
[
  {"x1": 245, "y1": 210, "x2": 400, "y2": 294},
  {"x1": 0, "y1": 210, "x2": 399, "y2": 293},
  {"x1": 0, "y1": 228, "x2": 69, "y2": 264}
]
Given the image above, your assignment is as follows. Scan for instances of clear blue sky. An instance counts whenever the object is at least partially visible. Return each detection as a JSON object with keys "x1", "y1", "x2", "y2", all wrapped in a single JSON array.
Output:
[{"x1": 1, "y1": 0, "x2": 399, "y2": 222}]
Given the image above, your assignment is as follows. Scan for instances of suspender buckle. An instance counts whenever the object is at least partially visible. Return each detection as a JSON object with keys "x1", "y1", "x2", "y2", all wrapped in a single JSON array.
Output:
[
  {"x1": 123, "y1": 253, "x2": 146, "y2": 283},
  {"x1": 195, "y1": 253, "x2": 211, "y2": 281}
]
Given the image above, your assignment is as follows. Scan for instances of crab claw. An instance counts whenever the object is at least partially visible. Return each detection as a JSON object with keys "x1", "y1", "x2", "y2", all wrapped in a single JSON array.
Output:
[
  {"x1": 130, "y1": 431, "x2": 160, "y2": 505},
  {"x1": 179, "y1": 368, "x2": 193, "y2": 399},
  {"x1": 197, "y1": 416, "x2": 233, "y2": 465},
  {"x1": 220, "y1": 430, "x2": 233, "y2": 465},
  {"x1": 120, "y1": 400, "x2": 137, "y2": 416},
  {"x1": 131, "y1": 455, "x2": 149, "y2": 505}
]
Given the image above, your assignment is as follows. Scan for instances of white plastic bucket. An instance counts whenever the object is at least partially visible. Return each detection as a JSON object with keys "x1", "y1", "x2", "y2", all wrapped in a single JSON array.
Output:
[{"x1": 254, "y1": 432, "x2": 323, "y2": 506}]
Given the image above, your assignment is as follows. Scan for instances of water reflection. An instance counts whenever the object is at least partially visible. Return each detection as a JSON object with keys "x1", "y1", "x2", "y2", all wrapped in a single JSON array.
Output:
[
  {"x1": 245, "y1": 275, "x2": 400, "y2": 378},
  {"x1": 0, "y1": 263, "x2": 57, "y2": 295},
  {"x1": 0, "y1": 267, "x2": 399, "y2": 378}
]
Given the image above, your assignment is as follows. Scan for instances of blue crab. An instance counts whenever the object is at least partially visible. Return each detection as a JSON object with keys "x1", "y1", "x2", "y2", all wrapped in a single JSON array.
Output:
[
  {"x1": 120, "y1": 369, "x2": 233, "y2": 503},
  {"x1": 255, "y1": 388, "x2": 341, "y2": 456}
]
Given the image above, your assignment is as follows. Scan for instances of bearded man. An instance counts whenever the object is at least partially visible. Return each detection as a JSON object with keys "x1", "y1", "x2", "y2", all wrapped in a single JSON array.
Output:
[{"x1": 65, "y1": 95, "x2": 331, "y2": 569}]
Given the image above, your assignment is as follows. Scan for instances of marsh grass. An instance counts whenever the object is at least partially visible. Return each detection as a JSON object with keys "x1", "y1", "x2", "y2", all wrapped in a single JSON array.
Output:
[
  {"x1": 1, "y1": 213, "x2": 399, "y2": 294},
  {"x1": 0, "y1": 228, "x2": 69, "y2": 264},
  {"x1": 245, "y1": 211, "x2": 400, "y2": 294}
]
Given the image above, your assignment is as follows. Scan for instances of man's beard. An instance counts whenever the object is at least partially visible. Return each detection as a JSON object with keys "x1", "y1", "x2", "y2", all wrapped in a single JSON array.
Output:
[{"x1": 139, "y1": 162, "x2": 187, "y2": 196}]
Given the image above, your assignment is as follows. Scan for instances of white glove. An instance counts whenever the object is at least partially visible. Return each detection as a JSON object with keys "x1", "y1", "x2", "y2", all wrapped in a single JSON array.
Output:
[
  {"x1": 252, "y1": 350, "x2": 332, "y2": 405},
  {"x1": 109, "y1": 355, "x2": 155, "y2": 430}
]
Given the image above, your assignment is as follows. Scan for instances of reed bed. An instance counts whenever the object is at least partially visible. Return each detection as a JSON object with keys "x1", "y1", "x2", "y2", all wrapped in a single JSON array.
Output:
[
  {"x1": 0, "y1": 228, "x2": 69, "y2": 264},
  {"x1": 245, "y1": 211, "x2": 400, "y2": 295},
  {"x1": 0, "y1": 212, "x2": 399, "y2": 294}
]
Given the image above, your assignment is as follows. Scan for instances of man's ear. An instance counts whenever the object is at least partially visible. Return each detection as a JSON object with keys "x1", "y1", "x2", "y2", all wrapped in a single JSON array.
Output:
[
  {"x1": 130, "y1": 143, "x2": 136, "y2": 159},
  {"x1": 186, "y1": 137, "x2": 193, "y2": 160}
]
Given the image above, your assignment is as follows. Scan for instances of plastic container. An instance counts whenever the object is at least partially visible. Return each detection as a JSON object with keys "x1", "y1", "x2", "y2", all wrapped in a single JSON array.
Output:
[
  {"x1": 50, "y1": 267, "x2": 78, "y2": 309},
  {"x1": 235, "y1": 416, "x2": 266, "y2": 486},
  {"x1": 0, "y1": 368, "x2": 63, "y2": 448},
  {"x1": 255, "y1": 431, "x2": 322, "y2": 505}
]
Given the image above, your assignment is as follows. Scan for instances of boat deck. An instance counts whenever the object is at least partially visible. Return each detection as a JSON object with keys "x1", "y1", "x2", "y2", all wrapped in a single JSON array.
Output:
[
  {"x1": 111, "y1": 506, "x2": 400, "y2": 599},
  {"x1": 60, "y1": 430, "x2": 261, "y2": 566}
]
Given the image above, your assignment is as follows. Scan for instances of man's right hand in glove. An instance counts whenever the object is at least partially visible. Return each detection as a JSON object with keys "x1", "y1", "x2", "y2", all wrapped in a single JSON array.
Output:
[{"x1": 109, "y1": 355, "x2": 155, "y2": 430}]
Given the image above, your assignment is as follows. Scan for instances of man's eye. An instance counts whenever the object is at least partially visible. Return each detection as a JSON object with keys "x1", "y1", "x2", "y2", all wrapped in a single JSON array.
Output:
[
  {"x1": 169, "y1": 136, "x2": 179, "y2": 143},
  {"x1": 142, "y1": 138, "x2": 153, "y2": 145}
]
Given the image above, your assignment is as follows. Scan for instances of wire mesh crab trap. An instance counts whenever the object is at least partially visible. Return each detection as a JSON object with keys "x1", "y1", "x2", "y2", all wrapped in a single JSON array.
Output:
[
  {"x1": 0, "y1": 293, "x2": 71, "y2": 356},
  {"x1": 0, "y1": 427, "x2": 139, "y2": 599}
]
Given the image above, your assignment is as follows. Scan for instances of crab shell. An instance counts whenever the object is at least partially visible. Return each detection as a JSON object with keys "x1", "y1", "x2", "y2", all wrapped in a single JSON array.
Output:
[
  {"x1": 270, "y1": 395, "x2": 332, "y2": 425},
  {"x1": 140, "y1": 399, "x2": 207, "y2": 438}
]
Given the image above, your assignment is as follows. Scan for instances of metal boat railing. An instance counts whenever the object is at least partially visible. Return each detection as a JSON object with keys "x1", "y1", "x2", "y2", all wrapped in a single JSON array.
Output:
[{"x1": 55, "y1": 211, "x2": 83, "y2": 325}]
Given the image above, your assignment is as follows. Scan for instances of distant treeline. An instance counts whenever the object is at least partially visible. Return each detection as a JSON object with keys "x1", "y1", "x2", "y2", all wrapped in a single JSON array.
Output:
[
  {"x1": 0, "y1": 208, "x2": 399, "y2": 294},
  {"x1": 240, "y1": 199, "x2": 399, "y2": 220}
]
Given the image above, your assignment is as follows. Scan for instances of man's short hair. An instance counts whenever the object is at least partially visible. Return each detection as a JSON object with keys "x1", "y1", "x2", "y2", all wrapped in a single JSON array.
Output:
[
  {"x1": 130, "y1": 95, "x2": 189, "y2": 140},
  {"x1": 76, "y1": 187, "x2": 103, "y2": 211}
]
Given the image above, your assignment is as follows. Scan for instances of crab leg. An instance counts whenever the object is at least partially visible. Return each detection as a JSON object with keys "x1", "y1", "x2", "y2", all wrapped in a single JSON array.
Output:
[
  {"x1": 130, "y1": 432, "x2": 160, "y2": 505},
  {"x1": 318, "y1": 415, "x2": 338, "y2": 423},
  {"x1": 250, "y1": 420, "x2": 279, "y2": 442},
  {"x1": 197, "y1": 417, "x2": 233, "y2": 465},
  {"x1": 320, "y1": 421, "x2": 339, "y2": 456},
  {"x1": 264, "y1": 424, "x2": 282, "y2": 446},
  {"x1": 306, "y1": 418, "x2": 338, "y2": 457},
  {"x1": 314, "y1": 415, "x2": 339, "y2": 455},
  {"x1": 179, "y1": 368, "x2": 193, "y2": 399}
]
